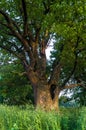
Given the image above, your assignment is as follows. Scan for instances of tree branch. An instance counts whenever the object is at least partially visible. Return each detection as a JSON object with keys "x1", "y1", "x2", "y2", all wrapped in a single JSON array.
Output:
[
  {"x1": 63, "y1": 83, "x2": 80, "y2": 89},
  {"x1": 0, "y1": 10, "x2": 21, "y2": 35},
  {"x1": 48, "y1": 42, "x2": 64, "y2": 85},
  {"x1": 61, "y1": 36, "x2": 80, "y2": 87},
  {"x1": 12, "y1": 20, "x2": 22, "y2": 35},
  {"x1": 19, "y1": 1, "x2": 34, "y2": 41},
  {"x1": 0, "y1": 44, "x2": 23, "y2": 60},
  {"x1": 0, "y1": 10, "x2": 23, "y2": 41},
  {"x1": 21, "y1": 0, "x2": 28, "y2": 37},
  {"x1": 0, "y1": 21, "x2": 9, "y2": 28},
  {"x1": 49, "y1": 63, "x2": 62, "y2": 85},
  {"x1": 0, "y1": 10, "x2": 11, "y2": 23},
  {"x1": 43, "y1": 1, "x2": 51, "y2": 15},
  {"x1": 61, "y1": 81, "x2": 86, "y2": 91},
  {"x1": 6, "y1": 40, "x2": 23, "y2": 53},
  {"x1": 0, "y1": 9, "x2": 34, "y2": 61}
]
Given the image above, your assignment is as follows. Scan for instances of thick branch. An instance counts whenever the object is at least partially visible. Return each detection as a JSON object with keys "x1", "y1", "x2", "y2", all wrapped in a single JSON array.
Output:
[
  {"x1": 12, "y1": 71, "x2": 27, "y2": 76},
  {"x1": 6, "y1": 40, "x2": 24, "y2": 53},
  {"x1": 43, "y1": 1, "x2": 52, "y2": 15},
  {"x1": 12, "y1": 21, "x2": 22, "y2": 35},
  {"x1": 21, "y1": 0, "x2": 28, "y2": 36},
  {"x1": 0, "y1": 42, "x2": 30, "y2": 71},
  {"x1": 19, "y1": 1, "x2": 34, "y2": 41},
  {"x1": 0, "y1": 22, "x2": 20, "y2": 37},
  {"x1": 76, "y1": 78, "x2": 86, "y2": 89},
  {"x1": 0, "y1": 10, "x2": 12, "y2": 23},
  {"x1": 49, "y1": 63, "x2": 62, "y2": 85},
  {"x1": 63, "y1": 83, "x2": 80, "y2": 89},
  {"x1": 48, "y1": 43, "x2": 64, "y2": 85},
  {"x1": 0, "y1": 10, "x2": 22, "y2": 41},
  {"x1": 61, "y1": 82, "x2": 86, "y2": 91},
  {"x1": 0, "y1": 10, "x2": 21, "y2": 35},
  {"x1": 0, "y1": 10, "x2": 34, "y2": 62},
  {"x1": 0, "y1": 44, "x2": 23, "y2": 60}
]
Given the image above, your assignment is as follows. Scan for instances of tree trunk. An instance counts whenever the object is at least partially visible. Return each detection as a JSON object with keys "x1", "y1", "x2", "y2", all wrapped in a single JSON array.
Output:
[
  {"x1": 33, "y1": 83, "x2": 60, "y2": 111},
  {"x1": 27, "y1": 67, "x2": 60, "y2": 111}
]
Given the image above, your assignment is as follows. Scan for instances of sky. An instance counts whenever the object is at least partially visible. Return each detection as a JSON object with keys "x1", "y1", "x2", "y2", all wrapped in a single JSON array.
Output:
[
  {"x1": 46, "y1": 46, "x2": 52, "y2": 59},
  {"x1": 45, "y1": 39, "x2": 54, "y2": 59}
]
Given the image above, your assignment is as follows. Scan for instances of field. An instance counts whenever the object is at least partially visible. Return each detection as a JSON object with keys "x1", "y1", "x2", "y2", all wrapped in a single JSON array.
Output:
[{"x1": 0, "y1": 105, "x2": 86, "y2": 130}]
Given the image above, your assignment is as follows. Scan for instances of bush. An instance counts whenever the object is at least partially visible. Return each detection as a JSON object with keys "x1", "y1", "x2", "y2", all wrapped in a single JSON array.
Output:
[
  {"x1": 75, "y1": 107, "x2": 86, "y2": 130},
  {"x1": 60, "y1": 107, "x2": 79, "y2": 130}
]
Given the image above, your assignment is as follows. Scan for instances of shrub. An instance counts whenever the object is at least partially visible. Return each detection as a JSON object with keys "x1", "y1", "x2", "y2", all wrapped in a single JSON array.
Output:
[{"x1": 75, "y1": 107, "x2": 86, "y2": 130}]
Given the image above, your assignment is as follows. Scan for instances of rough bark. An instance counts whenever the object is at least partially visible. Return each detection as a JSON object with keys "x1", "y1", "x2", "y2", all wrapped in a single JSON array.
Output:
[
  {"x1": 33, "y1": 84, "x2": 60, "y2": 111},
  {"x1": 27, "y1": 69, "x2": 60, "y2": 111}
]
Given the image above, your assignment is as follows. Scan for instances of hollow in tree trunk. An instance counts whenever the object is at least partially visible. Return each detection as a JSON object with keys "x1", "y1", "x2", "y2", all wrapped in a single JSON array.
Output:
[{"x1": 33, "y1": 83, "x2": 60, "y2": 111}]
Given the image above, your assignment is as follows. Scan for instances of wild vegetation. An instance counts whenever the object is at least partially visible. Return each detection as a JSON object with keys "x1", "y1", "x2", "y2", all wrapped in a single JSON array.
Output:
[{"x1": 0, "y1": 105, "x2": 86, "y2": 130}]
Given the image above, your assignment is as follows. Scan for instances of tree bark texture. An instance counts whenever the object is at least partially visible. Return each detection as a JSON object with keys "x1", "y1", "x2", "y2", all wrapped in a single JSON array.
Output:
[
  {"x1": 35, "y1": 86, "x2": 59, "y2": 111},
  {"x1": 31, "y1": 81, "x2": 60, "y2": 111}
]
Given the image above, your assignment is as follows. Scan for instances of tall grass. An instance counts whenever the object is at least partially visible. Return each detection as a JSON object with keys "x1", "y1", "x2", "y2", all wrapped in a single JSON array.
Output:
[{"x1": 0, "y1": 105, "x2": 86, "y2": 130}]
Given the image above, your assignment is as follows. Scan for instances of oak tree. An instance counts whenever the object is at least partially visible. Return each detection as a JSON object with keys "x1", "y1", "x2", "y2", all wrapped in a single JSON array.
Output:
[{"x1": 0, "y1": 0, "x2": 86, "y2": 110}]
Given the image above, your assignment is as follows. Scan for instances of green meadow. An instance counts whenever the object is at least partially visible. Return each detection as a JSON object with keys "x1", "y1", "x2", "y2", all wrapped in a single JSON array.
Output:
[{"x1": 0, "y1": 105, "x2": 86, "y2": 130}]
